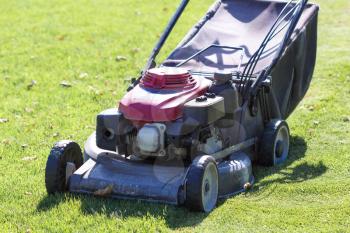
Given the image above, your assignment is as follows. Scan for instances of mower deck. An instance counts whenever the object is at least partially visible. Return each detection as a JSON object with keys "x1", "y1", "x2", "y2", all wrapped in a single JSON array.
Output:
[{"x1": 69, "y1": 133, "x2": 254, "y2": 205}]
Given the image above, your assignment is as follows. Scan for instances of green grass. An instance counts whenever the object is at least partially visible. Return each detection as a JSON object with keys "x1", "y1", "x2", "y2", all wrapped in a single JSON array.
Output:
[{"x1": 0, "y1": 0, "x2": 349, "y2": 232}]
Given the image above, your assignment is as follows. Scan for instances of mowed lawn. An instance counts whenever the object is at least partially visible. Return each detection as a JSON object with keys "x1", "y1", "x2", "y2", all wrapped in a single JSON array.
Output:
[{"x1": 0, "y1": 0, "x2": 349, "y2": 232}]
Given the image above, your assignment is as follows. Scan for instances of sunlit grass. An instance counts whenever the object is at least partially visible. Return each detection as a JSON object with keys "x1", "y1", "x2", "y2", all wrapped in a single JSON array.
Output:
[{"x1": 0, "y1": 0, "x2": 349, "y2": 232}]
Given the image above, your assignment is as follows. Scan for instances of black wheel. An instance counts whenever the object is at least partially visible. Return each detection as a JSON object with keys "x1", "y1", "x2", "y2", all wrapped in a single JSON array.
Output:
[
  {"x1": 45, "y1": 140, "x2": 83, "y2": 194},
  {"x1": 185, "y1": 155, "x2": 219, "y2": 212},
  {"x1": 259, "y1": 119, "x2": 290, "y2": 166}
]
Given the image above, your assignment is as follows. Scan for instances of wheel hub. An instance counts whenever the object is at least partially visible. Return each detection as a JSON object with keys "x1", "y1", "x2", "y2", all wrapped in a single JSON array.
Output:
[
  {"x1": 204, "y1": 180, "x2": 210, "y2": 193},
  {"x1": 65, "y1": 162, "x2": 77, "y2": 185},
  {"x1": 275, "y1": 140, "x2": 284, "y2": 158},
  {"x1": 201, "y1": 162, "x2": 218, "y2": 212}
]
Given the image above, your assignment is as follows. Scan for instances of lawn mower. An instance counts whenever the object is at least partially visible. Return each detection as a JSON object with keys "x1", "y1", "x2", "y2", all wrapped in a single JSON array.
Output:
[{"x1": 45, "y1": 0, "x2": 319, "y2": 212}]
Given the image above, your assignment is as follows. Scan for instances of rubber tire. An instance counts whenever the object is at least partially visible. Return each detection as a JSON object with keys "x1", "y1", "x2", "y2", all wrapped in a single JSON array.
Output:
[
  {"x1": 259, "y1": 120, "x2": 290, "y2": 166},
  {"x1": 185, "y1": 156, "x2": 219, "y2": 213},
  {"x1": 45, "y1": 140, "x2": 83, "y2": 194}
]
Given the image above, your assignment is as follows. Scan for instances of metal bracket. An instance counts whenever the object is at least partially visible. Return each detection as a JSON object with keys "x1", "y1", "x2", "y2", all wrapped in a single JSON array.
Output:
[{"x1": 209, "y1": 138, "x2": 256, "y2": 161}]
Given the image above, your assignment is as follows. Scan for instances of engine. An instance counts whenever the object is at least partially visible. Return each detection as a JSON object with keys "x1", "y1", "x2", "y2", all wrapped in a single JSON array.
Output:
[{"x1": 96, "y1": 68, "x2": 239, "y2": 160}]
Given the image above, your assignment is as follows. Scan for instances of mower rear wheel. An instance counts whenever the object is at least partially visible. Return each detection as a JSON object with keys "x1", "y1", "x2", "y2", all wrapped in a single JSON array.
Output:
[
  {"x1": 259, "y1": 119, "x2": 290, "y2": 166},
  {"x1": 45, "y1": 140, "x2": 83, "y2": 194},
  {"x1": 185, "y1": 155, "x2": 218, "y2": 212}
]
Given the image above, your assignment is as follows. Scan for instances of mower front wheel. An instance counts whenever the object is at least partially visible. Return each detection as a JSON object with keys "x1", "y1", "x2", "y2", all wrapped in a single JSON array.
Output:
[
  {"x1": 45, "y1": 140, "x2": 83, "y2": 194},
  {"x1": 185, "y1": 155, "x2": 219, "y2": 213}
]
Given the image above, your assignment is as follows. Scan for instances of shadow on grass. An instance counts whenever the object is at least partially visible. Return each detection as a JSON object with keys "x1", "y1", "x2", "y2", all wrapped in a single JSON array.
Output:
[
  {"x1": 79, "y1": 197, "x2": 208, "y2": 229},
  {"x1": 37, "y1": 193, "x2": 68, "y2": 212},
  {"x1": 37, "y1": 193, "x2": 208, "y2": 228},
  {"x1": 252, "y1": 136, "x2": 327, "y2": 190},
  {"x1": 36, "y1": 136, "x2": 327, "y2": 229}
]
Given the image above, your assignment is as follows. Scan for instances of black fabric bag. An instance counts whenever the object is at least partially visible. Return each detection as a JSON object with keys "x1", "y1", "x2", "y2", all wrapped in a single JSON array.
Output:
[{"x1": 163, "y1": 0, "x2": 319, "y2": 119}]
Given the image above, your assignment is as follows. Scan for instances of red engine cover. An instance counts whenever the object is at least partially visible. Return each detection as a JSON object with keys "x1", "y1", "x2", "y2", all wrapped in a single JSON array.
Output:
[{"x1": 119, "y1": 68, "x2": 211, "y2": 122}]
